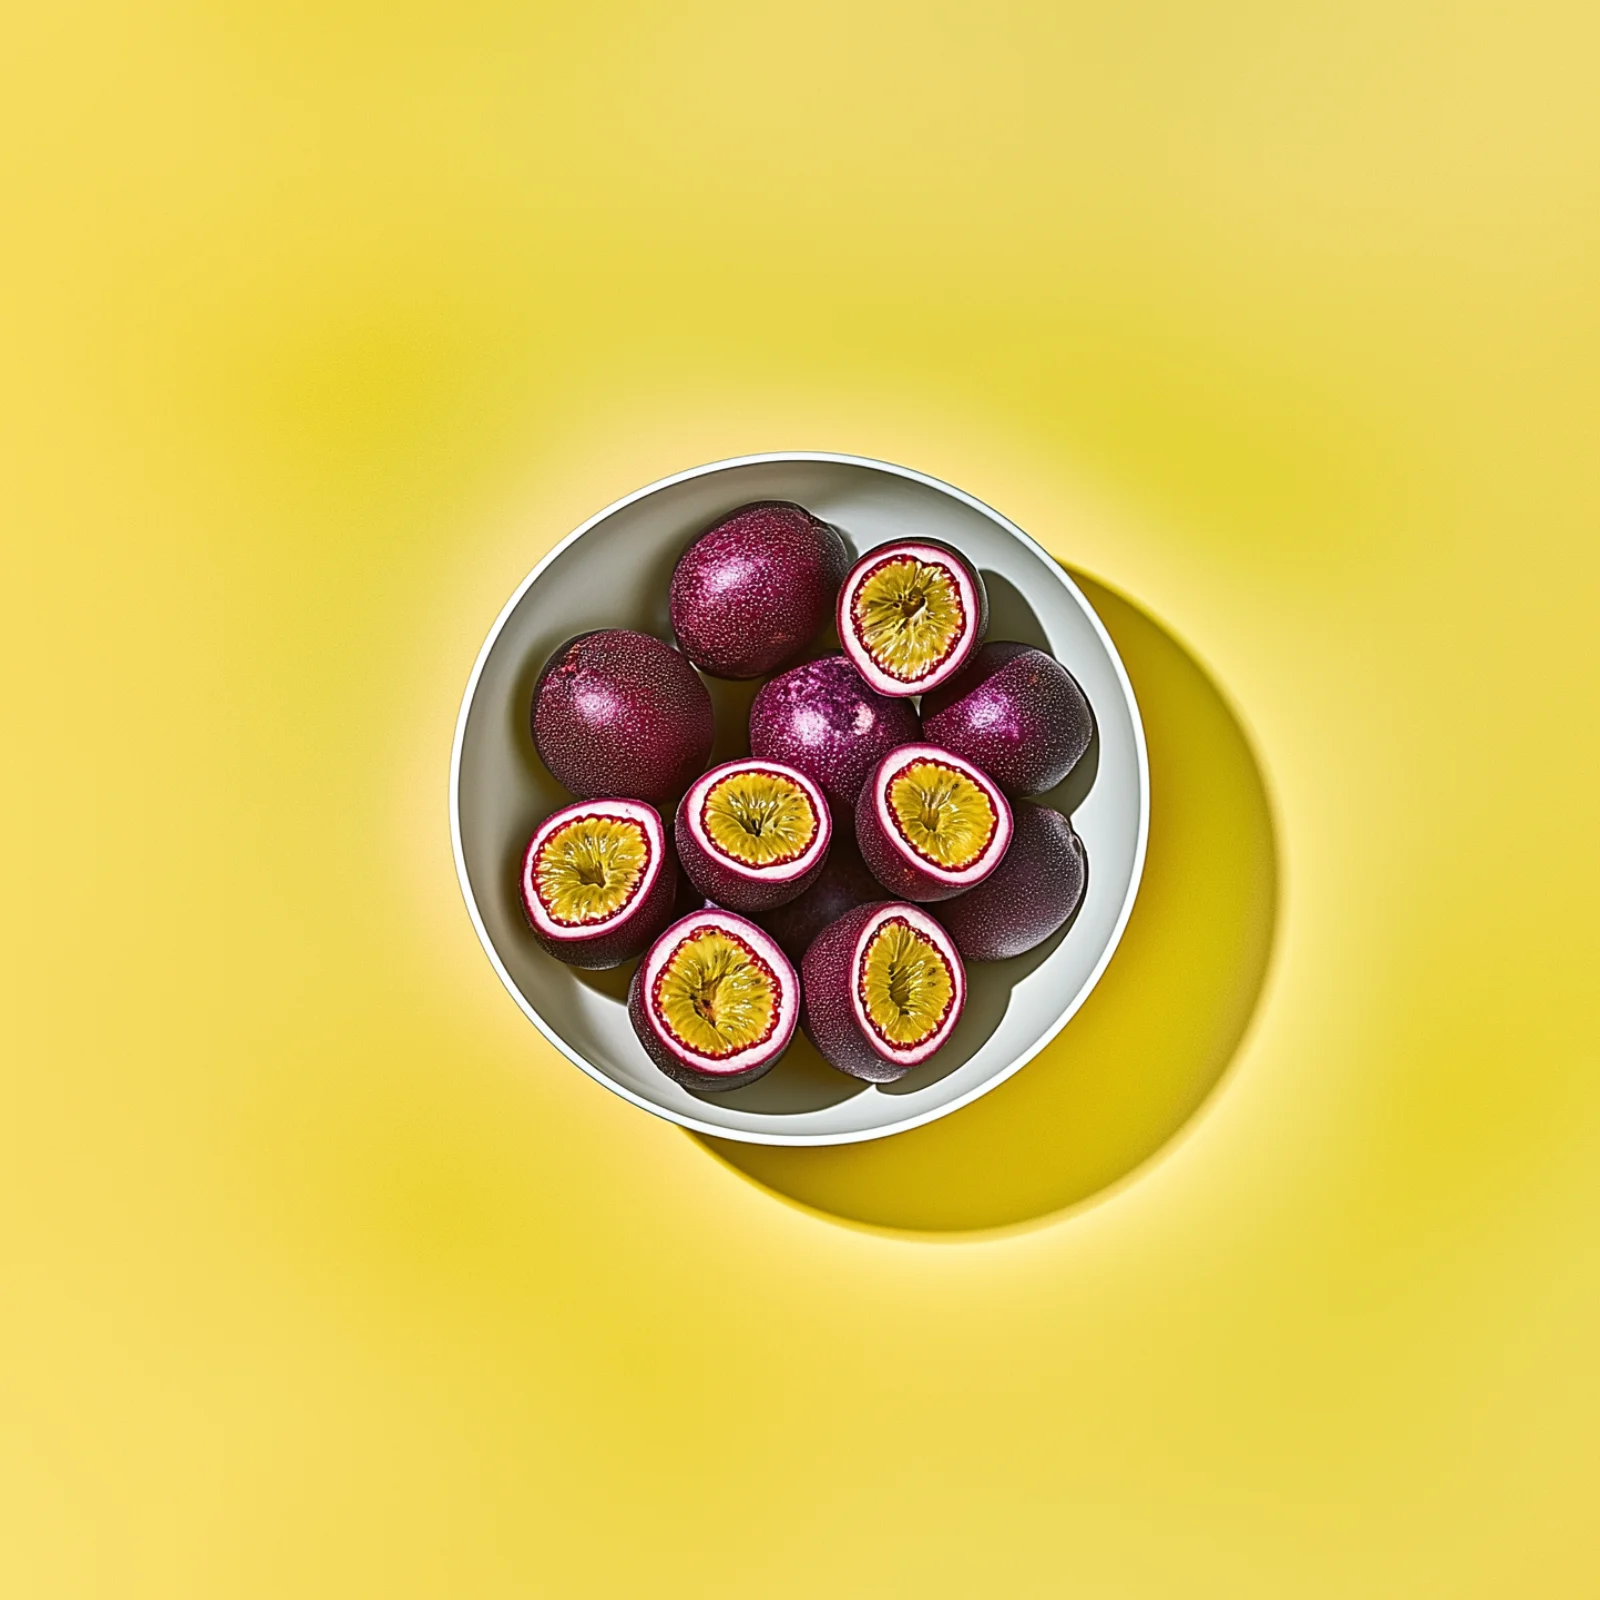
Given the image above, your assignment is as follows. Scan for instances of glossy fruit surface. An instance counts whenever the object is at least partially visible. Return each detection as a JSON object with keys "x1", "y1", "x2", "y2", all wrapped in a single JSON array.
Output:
[
  {"x1": 856, "y1": 743, "x2": 1013, "y2": 902},
  {"x1": 748, "y1": 652, "x2": 920, "y2": 820},
  {"x1": 628, "y1": 910, "x2": 799, "y2": 1091},
  {"x1": 837, "y1": 539, "x2": 988, "y2": 696},
  {"x1": 801, "y1": 901, "x2": 966, "y2": 1082},
  {"x1": 669, "y1": 501, "x2": 850, "y2": 679},
  {"x1": 921, "y1": 641, "x2": 1094, "y2": 796},
  {"x1": 936, "y1": 801, "x2": 1087, "y2": 961},
  {"x1": 519, "y1": 798, "x2": 678, "y2": 969},
  {"x1": 675, "y1": 759, "x2": 832, "y2": 914},
  {"x1": 755, "y1": 838, "x2": 883, "y2": 966},
  {"x1": 531, "y1": 629, "x2": 713, "y2": 805}
]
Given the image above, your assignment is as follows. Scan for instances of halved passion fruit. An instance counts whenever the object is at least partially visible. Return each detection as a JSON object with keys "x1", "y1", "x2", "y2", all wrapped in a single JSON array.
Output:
[
  {"x1": 628, "y1": 910, "x2": 799, "y2": 1091},
  {"x1": 836, "y1": 539, "x2": 988, "y2": 697},
  {"x1": 519, "y1": 798, "x2": 678, "y2": 969},
  {"x1": 855, "y1": 743, "x2": 1013, "y2": 902},
  {"x1": 801, "y1": 902, "x2": 967, "y2": 1082},
  {"x1": 674, "y1": 758, "x2": 832, "y2": 914}
]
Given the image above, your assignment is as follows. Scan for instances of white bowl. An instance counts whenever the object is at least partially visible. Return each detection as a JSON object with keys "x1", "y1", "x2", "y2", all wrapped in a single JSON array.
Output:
[{"x1": 450, "y1": 454, "x2": 1149, "y2": 1146}]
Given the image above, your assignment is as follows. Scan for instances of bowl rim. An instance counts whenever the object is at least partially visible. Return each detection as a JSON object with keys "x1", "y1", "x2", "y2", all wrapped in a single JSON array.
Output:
[{"x1": 449, "y1": 451, "x2": 1150, "y2": 1146}]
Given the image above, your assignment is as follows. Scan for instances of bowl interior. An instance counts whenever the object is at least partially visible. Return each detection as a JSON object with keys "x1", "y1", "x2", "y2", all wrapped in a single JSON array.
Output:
[{"x1": 452, "y1": 456, "x2": 1147, "y2": 1145}]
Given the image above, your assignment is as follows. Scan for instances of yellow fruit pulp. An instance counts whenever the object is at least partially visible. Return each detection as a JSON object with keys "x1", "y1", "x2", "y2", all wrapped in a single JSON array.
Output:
[
  {"x1": 887, "y1": 760, "x2": 997, "y2": 870},
  {"x1": 653, "y1": 928, "x2": 779, "y2": 1059},
  {"x1": 534, "y1": 814, "x2": 649, "y2": 926},
  {"x1": 702, "y1": 768, "x2": 817, "y2": 867},
  {"x1": 851, "y1": 554, "x2": 966, "y2": 682},
  {"x1": 858, "y1": 918, "x2": 956, "y2": 1047}
]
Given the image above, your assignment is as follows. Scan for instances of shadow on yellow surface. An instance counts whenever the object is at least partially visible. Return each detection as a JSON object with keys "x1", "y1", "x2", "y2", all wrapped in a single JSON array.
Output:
[{"x1": 695, "y1": 573, "x2": 1279, "y2": 1235}]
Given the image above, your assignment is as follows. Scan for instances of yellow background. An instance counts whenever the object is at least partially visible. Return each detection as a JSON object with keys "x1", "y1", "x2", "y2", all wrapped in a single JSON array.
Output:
[{"x1": 3, "y1": 2, "x2": 1598, "y2": 1595}]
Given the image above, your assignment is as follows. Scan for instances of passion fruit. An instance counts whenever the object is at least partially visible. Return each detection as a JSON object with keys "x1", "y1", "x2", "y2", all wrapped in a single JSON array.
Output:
[
  {"x1": 519, "y1": 798, "x2": 679, "y2": 969},
  {"x1": 628, "y1": 910, "x2": 799, "y2": 1091},
  {"x1": 801, "y1": 901, "x2": 966, "y2": 1082},
  {"x1": 755, "y1": 836, "x2": 883, "y2": 966},
  {"x1": 837, "y1": 539, "x2": 988, "y2": 697},
  {"x1": 855, "y1": 743, "x2": 1013, "y2": 902},
  {"x1": 675, "y1": 758, "x2": 832, "y2": 914},
  {"x1": 531, "y1": 629, "x2": 713, "y2": 806},
  {"x1": 669, "y1": 501, "x2": 850, "y2": 679},
  {"x1": 921, "y1": 641, "x2": 1094, "y2": 796},
  {"x1": 936, "y1": 801, "x2": 1087, "y2": 961},
  {"x1": 748, "y1": 653, "x2": 921, "y2": 821}
]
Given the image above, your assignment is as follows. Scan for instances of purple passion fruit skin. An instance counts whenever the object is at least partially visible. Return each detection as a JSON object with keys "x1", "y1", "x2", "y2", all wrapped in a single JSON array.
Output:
[
  {"x1": 519, "y1": 798, "x2": 679, "y2": 969},
  {"x1": 856, "y1": 743, "x2": 1014, "y2": 903},
  {"x1": 669, "y1": 502, "x2": 850, "y2": 680},
  {"x1": 670, "y1": 841, "x2": 714, "y2": 921},
  {"x1": 628, "y1": 910, "x2": 799, "y2": 1092},
  {"x1": 748, "y1": 653, "x2": 921, "y2": 822},
  {"x1": 674, "y1": 759, "x2": 833, "y2": 915},
  {"x1": 836, "y1": 538, "x2": 989, "y2": 698},
  {"x1": 531, "y1": 629, "x2": 714, "y2": 806},
  {"x1": 936, "y1": 801, "x2": 1087, "y2": 962},
  {"x1": 755, "y1": 837, "x2": 883, "y2": 966},
  {"x1": 921, "y1": 641, "x2": 1094, "y2": 796},
  {"x1": 801, "y1": 901, "x2": 967, "y2": 1083}
]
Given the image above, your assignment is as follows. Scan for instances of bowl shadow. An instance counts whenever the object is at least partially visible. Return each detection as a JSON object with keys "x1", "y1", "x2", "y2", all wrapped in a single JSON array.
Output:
[{"x1": 692, "y1": 571, "x2": 1279, "y2": 1236}]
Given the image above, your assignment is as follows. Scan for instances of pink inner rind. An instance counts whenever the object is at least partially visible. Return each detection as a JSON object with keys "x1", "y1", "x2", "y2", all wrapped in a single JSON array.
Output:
[
  {"x1": 880, "y1": 755, "x2": 1001, "y2": 871},
  {"x1": 856, "y1": 744, "x2": 1014, "y2": 903},
  {"x1": 521, "y1": 800, "x2": 666, "y2": 941},
  {"x1": 649, "y1": 924, "x2": 784, "y2": 1062},
  {"x1": 633, "y1": 911, "x2": 800, "y2": 1085},
  {"x1": 520, "y1": 799, "x2": 678, "y2": 971},
  {"x1": 801, "y1": 902, "x2": 967, "y2": 1082},
  {"x1": 848, "y1": 550, "x2": 970, "y2": 684},
  {"x1": 675, "y1": 760, "x2": 834, "y2": 916},
  {"x1": 531, "y1": 815, "x2": 650, "y2": 926},
  {"x1": 853, "y1": 913, "x2": 959, "y2": 1052},
  {"x1": 693, "y1": 764, "x2": 823, "y2": 875},
  {"x1": 836, "y1": 541, "x2": 987, "y2": 696}
]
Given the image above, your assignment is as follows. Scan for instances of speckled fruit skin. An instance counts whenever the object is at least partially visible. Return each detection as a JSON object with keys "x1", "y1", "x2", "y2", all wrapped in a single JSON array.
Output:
[
  {"x1": 531, "y1": 629, "x2": 714, "y2": 806},
  {"x1": 669, "y1": 844, "x2": 711, "y2": 921},
  {"x1": 855, "y1": 744, "x2": 1014, "y2": 903},
  {"x1": 920, "y1": 641, "x2": 1094, "y2": 796},
  {"x1": 755, "y1": 839, "x2": 883, "y2": 966},
  {"x1": 627, "y1": 912, "x2": 798, "y2": 1092},
  {"x1": 518, "y1": 802, "x2": 680, "y2": 971},
  {"x1": 669, "y1": 501, "x2": 850, "y2": 680},
  {"x1": 748, "y1": 653, "x2": 921, "y2": 820},
  {"x1": 936, "y1": 801, "x2": 1087, "y2": 962},
  {"x1": 800, "y1": 902, "x2": 966, "y2": 1083},
  {"x1": 673, "y1": 760, "x2": 832, "y2": 915}
]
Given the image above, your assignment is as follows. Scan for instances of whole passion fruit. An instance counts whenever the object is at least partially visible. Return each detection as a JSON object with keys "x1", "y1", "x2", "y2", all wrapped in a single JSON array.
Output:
[
  {"x1": 669, "y1": 501, "x2": 850, "y2": 680},
  {"x1": 937, "y1": 801, "x2": 1087, "y2": 962},
  {"x1": 755, "y1": 836, "x2": 883, "y2": 966},
  {"x1": 519, "y1": 798, "x2": 679, "y2": 969},
  {"x1": 628, "y1": 910, "x2": 799, "y2": 1092},
  {"x1": 531, "y1": 629, "x2": 713, "y2": 806},
  {"x1": 748, "y1": 653, "x2": 921, "y2": 821},
  {"x1": 802, "y1": 901, "x2": 966, "y2": 1082},
  {"x1": 856, "y1": 742, "x2": 1013, "y2": 903},
  {"x1": 921, "y1": 641, "x2": 1094, "y2": 796},
  {"x1": 675, "y1": 758, "x2": 832, "y2": 914},
  {"x1": 837, "y1": 538, "x2": 988, "y2": 697}
]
